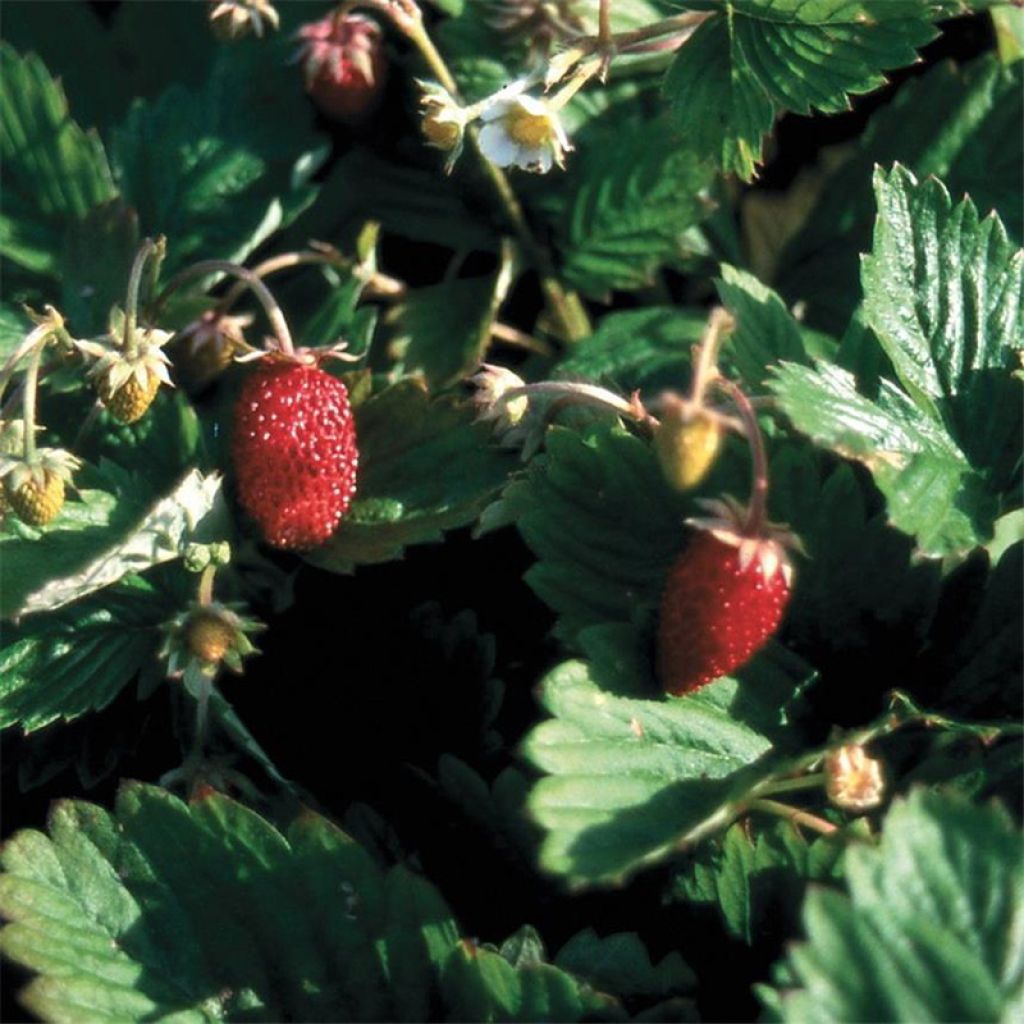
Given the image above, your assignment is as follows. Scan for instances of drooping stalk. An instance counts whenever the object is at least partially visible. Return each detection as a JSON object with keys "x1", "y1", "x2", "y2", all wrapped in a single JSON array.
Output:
[
  {"x1": 153, "y1": 260, "x2": 295, "y2": 355},
  {"x1": 714, "y1": 377, "x2": 769, "y2": 537},
  {"x1": 21, "y1": 343, "x2": 43, "y2": 462},
  {"x1": 122, "y1": 238, "x2": 158, "y2": 356}
]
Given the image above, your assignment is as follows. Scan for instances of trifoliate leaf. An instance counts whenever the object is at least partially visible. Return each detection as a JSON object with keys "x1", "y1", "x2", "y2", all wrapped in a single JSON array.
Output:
[
  {"x1": 557, "y1": 116, "x2": 714, "y2": 298},
  {"x1": 307, "y1": 379, "x2": 517, "y2": 572},
  {"x1": 0, "y1": 577, "x2": 169, "y2": 732},
  {"x1": 771, "y1": 168, "x2": 1022, "y2": 559},
  {"x1": 759, "y1": 789, "x2": 1024, "y2": 1022},
  {"x1": 0, "y1": 43, "x2": 117, "y2": 275},
  {"x1": 778, "y1": 55, "x2": 1022, "y2": 332},
  {"x1": 662, "y1": 4, "x2": 936, "y2": 180},
  {"x1": 390, "y1": 246, "x2": 513, "y2": 389},
  {"x1": 11, "y1": 470, "x2": 222, "y2": 619}
]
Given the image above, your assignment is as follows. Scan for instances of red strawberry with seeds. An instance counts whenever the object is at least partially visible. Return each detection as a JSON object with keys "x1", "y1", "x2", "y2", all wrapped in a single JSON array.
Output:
[
  {"x1": 657, "y1": 499, "x2": 796, "y2": 696},
  {"x1": 231, "y1": 356, "x2": 358, "y2": 550}
]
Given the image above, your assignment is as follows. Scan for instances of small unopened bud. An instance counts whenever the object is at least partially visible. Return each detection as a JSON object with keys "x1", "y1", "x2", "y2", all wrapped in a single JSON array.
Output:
[
  {"x1": 209, "y1": 0, "x2": 280, "y2": 40},
  {"x1": 184, "y1": 543, "x2": 213, "y2": 573},
  {"x1": 825, "y1": 743, "x2": 885, "y2": 812},
  {"x1": 470, "y1": 364, "x2": 529, "y2": 438}
]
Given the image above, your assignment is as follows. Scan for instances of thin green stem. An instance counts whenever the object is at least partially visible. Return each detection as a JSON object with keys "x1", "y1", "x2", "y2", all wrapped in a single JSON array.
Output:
[
  {"x1": 21, "y1": 343, "x2": 44, "y2": 462},
  {"x1": 714, "y1": 377, "x2": 769, "y2": 536},
  {"x1": 758, "y1": 773, "x2": 827, "y2": 798},
  {"x1": 123, "y1": 239, "x2": 157, "y2": 355},
  {"x1": 749, "y1": 798, "x2": 837, "y2": 836},
  {"x1": 153, "y1": 261, "x2": 294, "y2": 355},
  {"x1": 689, "y1": 307, "x2": 734, "y2": 406},
  {"x1": 197, "y1": 565, "x2": 217, "y2": 607}
]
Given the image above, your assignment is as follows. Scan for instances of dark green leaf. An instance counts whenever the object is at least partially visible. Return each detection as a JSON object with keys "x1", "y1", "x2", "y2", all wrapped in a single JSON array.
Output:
[
  {"x1": 662, "y1": 6, "x2": 935, "y2": 180},
  {"x1": 390, "y1": 249, "x2": 513, "y2": 389},
  {"x1": 307, "y1": 380, "x2": 518, "y2": 572},
  {"x1": 557, "y1": 116, "x2": 714, "y2": 298},
  {"x1": 760, "y1": 789, "x2": 1023, "y2": 1022},
  {"x1": 0, "y1": 43, "x2": 117, "y2": 275},
  {"x1": 110, "y1": 41, "x2": 326, "y2": 275},
  {"x1": 0, "y1": 579, "x2": 168, "y2": 732}
]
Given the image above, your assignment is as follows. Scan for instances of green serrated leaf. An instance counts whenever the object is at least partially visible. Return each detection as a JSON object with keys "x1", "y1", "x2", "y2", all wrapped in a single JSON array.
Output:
[
  {"x1": 862, "y1": 165, "x2": 1023, "y2": 488},
  {"x1": 760, "y1": 789, "x2": 1023, "y2": 1022},
  {"x1": 0, "y1": 578, "x2": 168, "y2": 732},
  {"x1": 558, "y1": 116, "x2": 714, "y2": 298},
  {"x1": 663, "y1": 6, "x2": 936, "y2": 180},
  {"x1": 555, "y1": 307, "x2": 707, "y2": 393},
  {"x1": 61, "y1": 199, "x2": 140, "y2": 337},
  {"x1": 669, "y1": 818, "x2": 855, "y2": 944},
  {"x1": 0, "y1": 43, "x2": 117, "y2": 275},
  {"x1": 715, "y1": 264, "x2": 811, "y2": 387},
  {"x1": 0, "y1": 783, "x2": 651, "y2": 1022},
  {"x1": 306, "y1": 380, "x2": 517, "y2": 572},
  {"x1": 110, "y1": 41, "x2": 326, "y2": 276},
  {"x1": 555, "y1": 928, "x2": 696, "y2": 1000}
]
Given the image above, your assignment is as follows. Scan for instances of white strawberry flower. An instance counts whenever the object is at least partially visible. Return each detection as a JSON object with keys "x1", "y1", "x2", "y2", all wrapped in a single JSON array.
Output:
[{"x1": 477, "y1": 94, "x2": 571, "y2": 174}]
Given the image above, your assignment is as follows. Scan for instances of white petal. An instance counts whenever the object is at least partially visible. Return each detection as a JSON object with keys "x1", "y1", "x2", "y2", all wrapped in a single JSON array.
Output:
[
  {"x1": 480, "y1": 99, "x2": 514, "y2": 123},
  {"x1": 478, "y1": 124, "x2": 517, "y2": 167}
]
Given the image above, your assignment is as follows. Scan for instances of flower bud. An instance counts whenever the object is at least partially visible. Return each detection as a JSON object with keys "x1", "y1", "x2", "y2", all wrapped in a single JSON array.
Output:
[{"x1": 825, "y1": 743, "x2": 885, "y2": 812}]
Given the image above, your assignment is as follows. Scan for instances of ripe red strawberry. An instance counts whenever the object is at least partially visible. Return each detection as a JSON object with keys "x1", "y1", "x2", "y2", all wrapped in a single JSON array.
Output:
[
  {"x1": 231, "y1": 357, "x2": 358, "y2": 550},
  {"x1": 657, "y1": 504, "x2": 795, "y2": 696},
  {"x1": 295, "y1": 13, "x2": 387, "y2": 124}
]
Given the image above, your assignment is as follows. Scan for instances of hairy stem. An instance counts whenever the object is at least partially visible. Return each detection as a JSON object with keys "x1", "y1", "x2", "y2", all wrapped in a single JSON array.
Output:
[
  {"x1": 21, "y1": 342, "x2": 43, "y2": 462},
  {"x1": 757, "y1": 773, "x2": 827, "y2": 798},
  {"x1": 689, "y1": 307, "x2": 734, "y2": 405},
  {"x1": 714, "y1": 377, "x2": 769, "y2": 536},
  {"x1": 153, "y1": 261, "x2": 295, "y2": 355},
  {"x1": 123, "y1": 239, "x2": 157, "y2": 356}
]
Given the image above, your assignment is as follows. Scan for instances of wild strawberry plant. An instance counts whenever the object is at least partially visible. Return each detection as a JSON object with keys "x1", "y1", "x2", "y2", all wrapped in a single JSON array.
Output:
[{"x1": 0, "y1": 1, "x2": 1021, "y2": 1022}]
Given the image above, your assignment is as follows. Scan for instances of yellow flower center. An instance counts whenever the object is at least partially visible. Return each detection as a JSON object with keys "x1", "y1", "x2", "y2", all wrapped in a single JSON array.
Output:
[{"x1": 505, "y1": 108, "x2": 554, "y2": 148}]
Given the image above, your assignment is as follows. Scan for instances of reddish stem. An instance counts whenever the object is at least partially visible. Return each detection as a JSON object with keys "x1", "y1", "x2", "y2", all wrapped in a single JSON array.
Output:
[{"x1": 714, "y1": 378, "x2": 769, "y2": 536}]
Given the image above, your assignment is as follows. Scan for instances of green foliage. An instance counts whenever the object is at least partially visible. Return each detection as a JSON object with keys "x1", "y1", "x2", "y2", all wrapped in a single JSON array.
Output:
[
  {"x1": 0, "y1": 577, "x2": 169, "y2": 732},
  {"x1": 662, "y1": 3, "x2": 937, "y2": 179},
  {"x1": 760, "y1": 789, "x2": 1024, "y2": 1022},
  {"x1": 390, "y1": 249, "x2": 513, "y2": 389},
  {"x1": 109, "y1": 41, "x2": 326, "y2": 275},
  {"x1": 308, "y1": 379, "x2": 518, "y2": 573},
  {"x1": 669, "y1": 818, "x2": 857, "y2": 944},
  {"x1": 0, "y1": 43, "x2": 117, "y2": 275},
  {"x1": 1, "y1": 467, "x2": 220, "y2": 621},
  {"x1": 555, "y1": 308, "x2": 706, "y2": 393},
  {"x1": 522, "y1": 625, "x2": 817, "y2": 886},
  {"x1": 778, "y1": 55, "x2": 1023, "y2": 331},
  {"x1": 0, "y1": 783, "x2": 693, "y2": 1022},
  {"x1": 771, "y1": 167, "x2": 1022, "y2": 560},
  {"x1": 557, "y1": 117, "x2": 714, "y2": 298}
]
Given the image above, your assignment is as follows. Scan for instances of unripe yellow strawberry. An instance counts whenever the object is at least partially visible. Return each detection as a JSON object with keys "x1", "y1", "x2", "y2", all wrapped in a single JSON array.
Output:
[
  {"x1": 6, "y1": 469, "x2": 65, "y2": 526},
  {"x1": 106, "y1": 373, "x2": 162, "y2": 424},
  {"x1": 654, "y1": 410, "x2": 723, "y2": 491},
  {"x1": 184, "y1": 610, "x2": 238, "y2": 664}
]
